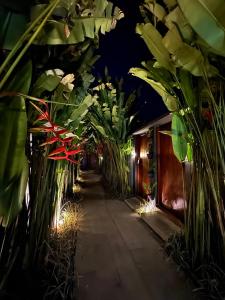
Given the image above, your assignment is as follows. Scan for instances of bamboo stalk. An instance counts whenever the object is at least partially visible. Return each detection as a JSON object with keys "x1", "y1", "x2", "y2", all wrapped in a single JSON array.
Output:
[
  {"x1": 0, "y1": 0, "x2": 60, "y2": 89},
  {"x1": 0, "y1": 1, "x2": 57, "y2": 76}
]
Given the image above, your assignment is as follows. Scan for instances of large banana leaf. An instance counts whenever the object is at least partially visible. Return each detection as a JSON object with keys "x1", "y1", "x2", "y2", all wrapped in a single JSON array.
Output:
[
  {"x1": 178, "y1": 0, "x2": 225, "y2": 56},
  {"x1": 94, "y1": 0, "x2": 108, "y2": 15},
  {"x1": 32, "y1": 72, "x2": 61, "y2": 97},
  {"x1": 143, "y1": 1, "x2": 166, "y2": 21},
  {"x1": 163, "y1": 20, "x2": 218, "y2": 76},
  {"x1": 179, "y1": 70, "x2": 197, "y2": 109},
  {"x1": 32, "y1": 0, "x2": 123, "y2": 45},
  {"x1": 130, "y1": 67, "x2": 179, "y2": 111},
  {"x1": 136, "y1": 23, "x2": 175, "y2": 73},
  {"x1": 171, "y1": 112, "x2": 187, "y2": 161},
  {"x1": 0, "y1": 7, "x2": 27, "y2": 50},
  {"x1": 163, "y1": 0, "x2": 177, "y2": 9},
  {"x1": 164, "y1": 6, "x2": 193, "y2": 41},
  {"x1": 67, "y1": 94, "x2": 95, "y2": 128},
  {"x1": 0, "y1": 61, "x2": 32, "y2": 226},
  {"x1": 143, "y1": 2, "x2": 219, "y2": 75}
]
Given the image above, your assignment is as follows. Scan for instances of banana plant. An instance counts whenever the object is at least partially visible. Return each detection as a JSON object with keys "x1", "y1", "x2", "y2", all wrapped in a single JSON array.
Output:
[
  {"x1": 31, "y1": 0, "x2": 124, "y2": 45},
  {"x1": 131, "y1": 0, "x2": 225, "y2": 267},
  {"x1": 86, "y1": 81, "x2": 135, "y2": 196},
  {"x1": 0, "y1": 0, "x2": 124, "y2": 291},
  {"x1": 0, "y1": 61, "x2": 32, "y2": 226}
]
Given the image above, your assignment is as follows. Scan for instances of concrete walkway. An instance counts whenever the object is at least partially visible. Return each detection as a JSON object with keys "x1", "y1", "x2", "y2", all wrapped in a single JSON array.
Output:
[{"x1": 76, "y1": 171, "x2": 196, "y2": 300}]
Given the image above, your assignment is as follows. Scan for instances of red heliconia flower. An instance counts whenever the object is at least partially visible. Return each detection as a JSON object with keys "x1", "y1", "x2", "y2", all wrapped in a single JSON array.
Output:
[
  {"x1": 48, "y1": 146, "x2": 82, "y2": 164},
  {"x1": 48, "y1": 146, "x2": 67, "y2": 156},
  {"x1": 48, "y1": 156, "x2": 78, "y2": 164},
  {"x1": 30, "y1": 124, "x2": 59, "y2": 133},
  {"x1": 48, "y1": 146, "x2": 82, "y2": 157},
  {"x1": 38, "y1": 99, "x2": 49, "y2": 108},
  {"x1": 61, "y1": 137, "x2": 73, "y2": 144},
  {"x1": 30, "y1": 98, "x2": 81, "y2": 163},
  {"x1": 55, "y1": 128, "x2": 68, "y2": 135},
  {"x1": 40, "y1": 136, "x2": 59, "y2": 146},
  {"x1": 30, "y1": 100, "x2": 50, "y2": 122},
  {"x1": 36, "y1": 112, "x2": 50, "y2": 122}
]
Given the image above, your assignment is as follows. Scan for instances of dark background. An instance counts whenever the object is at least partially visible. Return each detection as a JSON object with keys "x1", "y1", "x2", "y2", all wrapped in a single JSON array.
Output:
[{"x1": 94, "y1": 0, "x2": 168, "y2": 129}]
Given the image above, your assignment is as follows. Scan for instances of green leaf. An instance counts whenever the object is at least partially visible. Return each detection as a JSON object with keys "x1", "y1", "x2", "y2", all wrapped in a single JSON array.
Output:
[
  {"x1": 82, "y1": 18, "x2": 95, "y2": 38},
  {"x1": 93, "y1": 124, "x2": 108, "y2": 137},
  {"x1": 187, "y1": 142, "x2": 193, "y2": 161},
  {"x1": 32, "y1": 1, "x2": 124, "y2": 45},
  {"x1": 136, "y1": 23, "x2": 175, "y2": 73},
  {"x1": 30, "y1": 4, "x2": 47, "y2": 20},
  {"x1": 103, "y1": 106, "x2": 111, "y2": 121},
  {"x1": 143, "y1": 1, "x2": 166, "y2": 21},
  {"x1": 163, "y1": 25, "x2": 183, "y2": 53},
  {"x1": 69, "y1": 94, "x2": 94, "y2": 128},
  {"x1": 0, "y1": 60, "x2": 32, "y2": 226},
  {"x1": 177, "y1": 0, "x2": 225, "y2": 56},
  {"x1": 171, "y1": 113, "x2": 187, "y2": 161},
  {"x1": 163, "y1": 0, "x2": 177, "y2": 9},
  {"x1": 163, "y1": 26, "x2": 218, "y2": 76},
  {"x1": 164, "y1": 6, "x2": 193, "y2": 41},
  {"x1": 179, "y1": 70, "x2": 197, "y2": 109},
  {"x1": 112, "y1": 105, "x2": 119, "y2": 125},
  {"x1": 129, "y1": 67, "x2": 179, "y2": 111},
  {"x1": 0, "y1": 8, "x2": 28, "y2": 50},
  {"x1": 172, "y1": 42, "x2": 218, "y2": 76},
  {"x1": 94, "y1": 0, "x2": 108, "y2": 16},
  {"x1": 32, "y1": 73, "x2": 61, "y2": 96}
]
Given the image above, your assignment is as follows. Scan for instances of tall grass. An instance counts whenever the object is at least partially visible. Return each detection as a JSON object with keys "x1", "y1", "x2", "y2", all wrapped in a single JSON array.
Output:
[
  {"x1": 102, "y1": 141, "x2": 130, "y2": 196},
  {"x1": 43, "y1": 202, "x2": 81, "y2": 300}
]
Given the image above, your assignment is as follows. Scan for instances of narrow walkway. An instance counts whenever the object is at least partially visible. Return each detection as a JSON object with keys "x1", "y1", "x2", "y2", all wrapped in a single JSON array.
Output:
[{"x1": 76, "y1": 171, "x2": 196, "y2": 300}]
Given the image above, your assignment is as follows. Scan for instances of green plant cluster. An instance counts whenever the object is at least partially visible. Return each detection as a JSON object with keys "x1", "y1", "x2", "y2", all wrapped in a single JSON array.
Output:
[
  {"x1": 87, "y1": 81, "x2": 136, "y2": 196},
  {"x1": 0, "y1": 0, "x2": 124, "y2": 295},
  {"x1": 130, "y1": 0, "x2": 225, "y2": 269}
]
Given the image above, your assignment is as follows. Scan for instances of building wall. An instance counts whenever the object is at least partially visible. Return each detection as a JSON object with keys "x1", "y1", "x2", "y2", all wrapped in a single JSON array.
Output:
[
  {"x1": 135, "y1": 135, "x2": 150, "y2": 198},
  {"x1": 157, "y1": 123, "x2": 185, "y2": 219},
  {"x1": 133, "y1": 118, "x2": 186, "y2": 220}
]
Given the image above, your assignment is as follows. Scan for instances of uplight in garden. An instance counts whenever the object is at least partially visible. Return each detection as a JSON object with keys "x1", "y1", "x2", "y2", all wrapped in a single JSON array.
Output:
[{"x1": 136, "y1": 197, "x2": 157, "y2": 215}]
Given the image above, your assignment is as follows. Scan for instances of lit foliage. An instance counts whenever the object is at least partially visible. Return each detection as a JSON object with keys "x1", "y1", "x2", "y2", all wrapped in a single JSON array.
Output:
[
  {"x1": 44, "y1": 202, "x2": 82, "y2": 299},
  {"x1": 131, "y1": 0, "x2": 225, "y2": 268},
  {"x1": 86, "y1": 81, "x2": 135, "y2": 196},
  {"x1": 30, "y1": 99, "x2": 82, "y2": 163},
  {"x1": 136, "y1": 199, "x2": 157, "y2": 215}
]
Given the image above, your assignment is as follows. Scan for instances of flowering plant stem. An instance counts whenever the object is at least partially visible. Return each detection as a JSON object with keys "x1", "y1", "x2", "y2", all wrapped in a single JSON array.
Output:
[{"x1": 0, "y1": 92, "x2": 79, "y2": 107}]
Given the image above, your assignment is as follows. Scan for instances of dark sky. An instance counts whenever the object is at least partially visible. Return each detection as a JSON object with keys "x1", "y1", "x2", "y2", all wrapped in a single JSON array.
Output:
[{"x1": 94, "y1": 0, "x2": 168, "y2": 127}]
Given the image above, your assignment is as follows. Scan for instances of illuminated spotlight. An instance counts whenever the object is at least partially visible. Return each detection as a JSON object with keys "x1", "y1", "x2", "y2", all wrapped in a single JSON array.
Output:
[
  {"x1": 58, "y1": 219, "x2": 64, "y2": 226},
  {"x1": 136, "y1": 199, "x2": 157, "y2": 215},
  {"x1": 131, "y1": 149, "x2": 136, "y2": 159},
  {"x1": 73, "y1": 183, "x2": 81, "y2": 193}
]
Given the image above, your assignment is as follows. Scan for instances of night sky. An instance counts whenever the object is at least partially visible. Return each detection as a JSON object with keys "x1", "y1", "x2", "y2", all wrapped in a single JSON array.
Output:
[{"x1": 94, "y1": 0, "x2": 168, "y2": 128}]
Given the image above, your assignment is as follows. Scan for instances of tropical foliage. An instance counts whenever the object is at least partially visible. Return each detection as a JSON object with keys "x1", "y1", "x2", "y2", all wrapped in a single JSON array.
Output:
[
  {"x1": 130, "y1": 0, "x2": 225, "y2": 269},
  {"x1": 0, "y1": 0, "x2": 123, "y2": 295},
  {"x1": 86, "y1": 81, "x2": 135, "y2": 196}
]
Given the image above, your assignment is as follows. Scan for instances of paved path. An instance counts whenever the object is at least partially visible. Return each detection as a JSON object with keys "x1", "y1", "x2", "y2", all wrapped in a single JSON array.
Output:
[{"x1": 76, "y1": 171, "x2": 196, "y2": 300}]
